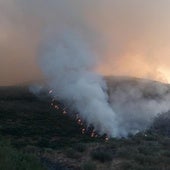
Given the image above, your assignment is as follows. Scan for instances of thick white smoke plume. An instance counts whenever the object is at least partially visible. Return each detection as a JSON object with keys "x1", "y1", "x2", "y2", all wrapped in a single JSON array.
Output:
[{"x1": 40, "y1": 31, "x2": 119, "y2": 137}]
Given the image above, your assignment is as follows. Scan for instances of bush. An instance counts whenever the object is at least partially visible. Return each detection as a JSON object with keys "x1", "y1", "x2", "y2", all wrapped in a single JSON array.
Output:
[
  {"x1": 137, "y1": 144, "x2": 160, "y2": 155},
  {"x1": 82, "y1": 161, "x2": 96, "y2": 170},
  {"x1": 134, "y1": 154, "x2": 160, "y2": 166},
  {"x1": 73, "y1": 143, "x2": 87, "y2": 153},
  {"x1": 121, "y1": 160, "x2": 165, "y2": 170},
  {"x1": 116, "y1": 146, "x2": 138, "y2": 159},
  {"x1": 150, "y1": 111, "x2": 170, "y2": 137},
  {"x1": 65, "y1": 148, "x2": 80, "y2": 159},
  {"x1": 163, "y1": 151, "x2": 170, "y2": 157},
  {"x1": 0, "y1": 139, "x2": 46, "y2": 170},
  {"x1": 91, "y1": 148, "x2": 112, "y2": 163},
  {"x1": 121, "y1": 161, "x2": 142, "y2": 170},
  {"x1": 160, "y1": 137, "x2": 170, "y2": 148}
]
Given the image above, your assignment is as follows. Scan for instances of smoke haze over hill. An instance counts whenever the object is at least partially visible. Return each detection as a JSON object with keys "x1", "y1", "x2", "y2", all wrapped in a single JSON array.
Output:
[
  {"x1": 107, "y1": 77, "x2": 170, "y2": 136},
  {"x1": 1, "y1": 0, "x2": 170, "y2": 136}
]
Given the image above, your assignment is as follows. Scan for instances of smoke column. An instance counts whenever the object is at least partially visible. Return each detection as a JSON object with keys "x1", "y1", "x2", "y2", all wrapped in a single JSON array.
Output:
[{"x1": 39, "y1": 29, "x2": 120, "y2": 137}]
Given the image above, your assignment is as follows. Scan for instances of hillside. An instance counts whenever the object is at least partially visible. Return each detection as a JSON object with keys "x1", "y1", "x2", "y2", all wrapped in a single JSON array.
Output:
[{"x1": 0, "y1": 77, "x2": 170, "y2": 170}]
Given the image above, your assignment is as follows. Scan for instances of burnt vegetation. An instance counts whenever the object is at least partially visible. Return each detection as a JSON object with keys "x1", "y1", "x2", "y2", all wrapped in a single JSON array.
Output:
[{"x1": 0, "y1": 85, "x2": 169, "y2": 170}]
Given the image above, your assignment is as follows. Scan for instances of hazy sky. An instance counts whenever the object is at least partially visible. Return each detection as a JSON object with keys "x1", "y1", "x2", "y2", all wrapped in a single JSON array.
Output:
[{"x1": 1, "y1": 0, "x2": 170, "y2": 85}]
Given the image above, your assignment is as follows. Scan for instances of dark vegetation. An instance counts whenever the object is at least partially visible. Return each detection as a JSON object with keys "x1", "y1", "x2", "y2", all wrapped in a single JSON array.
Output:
[
  {"x1": 150, "y1": 111, "x2": 170, "y2": 137},
  {"x1": 0, "y1": 86, "x2": 94, "y2": 150},
  {"x1": 82, "y1": 161, "x2": 96, "y2": 170},
  {"x1": 91, "y1": 147, "x2": 113, "y2": 163},
  {"x1": 0, "y1": 138, "x2": 46, "y2": 170},
  {"x1": 0, "y1": 85, "x2": 170, "y2": 170}
]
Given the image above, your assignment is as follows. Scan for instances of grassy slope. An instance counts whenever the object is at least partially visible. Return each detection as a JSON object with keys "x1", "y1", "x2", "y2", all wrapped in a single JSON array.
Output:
[
  {"x1": 0, "y1": 86, "x2": 94, "y2": 149},
  {"x1": 0, "y1": 81, "x2": 169, "y2": 170}
]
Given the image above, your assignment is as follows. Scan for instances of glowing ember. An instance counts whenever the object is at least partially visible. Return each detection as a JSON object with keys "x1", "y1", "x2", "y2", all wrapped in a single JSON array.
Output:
[
  {"x1": 77, "y1": 119, "x2": 82, "y2": 125},
  {"x1": 82, "y1": 128, "x2": 85, "y2": 134},
  {"x1": 91, "y1": 132, "x2": 95, "y2": 138},
  {"x1": 55, "y1": 105, "x2": 59, "y2": 110},
  {"x1": 49, "y1": 96, "x2": 102, "y2": 140},
  {"x1": 49, "y1": 90, "x2": 53, "y2": 94},
  {"x1": 105, "y1": 137, "x2": 109, "y2": 142},
  {"x1": 63, "y1": 110, "x2": 67, "y2": 114}
]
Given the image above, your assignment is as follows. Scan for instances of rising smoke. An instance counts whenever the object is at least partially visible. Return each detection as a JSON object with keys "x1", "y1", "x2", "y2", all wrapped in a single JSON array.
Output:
[
  {"x1": 40, "y1": 30, "x2": 119, "y2": 137},
  {"x1": 1, "y1": 0, "x2": 170, "y2": 137}
]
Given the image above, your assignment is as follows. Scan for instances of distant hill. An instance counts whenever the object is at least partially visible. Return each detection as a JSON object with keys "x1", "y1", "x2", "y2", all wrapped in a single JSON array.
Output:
[
  {"x1": 0, "y1": 77, "x2": 170, "y2": 170},
  {"x1": 106, "y1": 76, "x2": 170, "y2": 99}
]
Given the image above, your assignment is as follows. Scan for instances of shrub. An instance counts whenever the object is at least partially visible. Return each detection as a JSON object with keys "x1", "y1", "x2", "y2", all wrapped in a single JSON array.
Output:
[
  {"x1": 134, "y1": 154, "x2": 160, "y2": 166},
  {"x1": 65, "y1": 148, "x2": 80, "y2": 159},
  {"x1": 82, "y1": 161, "x2": 96, "y2": 170},
  {"x1": 116, "y1": 146, "x2": 138, "y2": 159},
  {"x1": 163, "y1": 150, "x2": 170, "y2": 157},
  {"x1": 73, "y1": 143, "x2": 87, "y2": 153},
  {"x1": 37, "y1": 138, "x2": 49, "y2": 148},
  {"x1": 91, "y1": 148, "x2": 112, "y2": 163},
  {"x1": 160, "y1": 137, "x2": 170, "y2": 148},
  {"x1": 150, "y1": 111, "x2": 170, "y2": 137},
  {"x1": 121, "y1": 160, "x2": 166, "y2": 170},
  {"x1": 137, "y1": 144, "x2": 160, "y2": 155},
  {"x1": 0, "y1": 139, "x2": 46, "y2": 170},
  {"x1": 121, "y1": 161, "x2": 142, "y2": 170}
]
